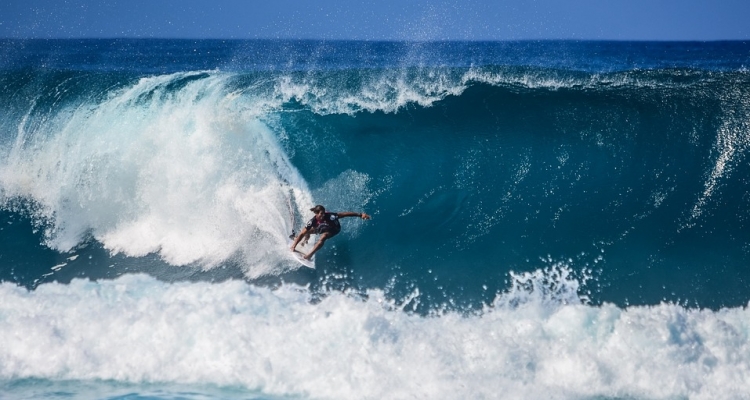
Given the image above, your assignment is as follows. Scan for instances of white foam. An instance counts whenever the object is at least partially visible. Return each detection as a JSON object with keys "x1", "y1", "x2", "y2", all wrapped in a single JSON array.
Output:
[{"x1": 1, "y1": 269, "x2": 749, "y2": 400}]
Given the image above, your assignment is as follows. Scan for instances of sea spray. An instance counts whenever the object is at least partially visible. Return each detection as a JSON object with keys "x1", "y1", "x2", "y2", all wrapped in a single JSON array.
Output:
[{"x1": 0, "y1": 72, "x2": 316, "y2": 276}]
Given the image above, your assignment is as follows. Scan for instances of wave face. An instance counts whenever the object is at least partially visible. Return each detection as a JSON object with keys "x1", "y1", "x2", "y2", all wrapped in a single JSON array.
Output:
[{"x1": 1, "y1": 39, "x2": 750, "y2": 399}]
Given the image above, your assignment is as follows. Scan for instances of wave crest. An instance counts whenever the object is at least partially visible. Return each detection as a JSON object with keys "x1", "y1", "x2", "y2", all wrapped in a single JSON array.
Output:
[{"x1": 0, "y1": 72, "x2": 313, "y2": 275}]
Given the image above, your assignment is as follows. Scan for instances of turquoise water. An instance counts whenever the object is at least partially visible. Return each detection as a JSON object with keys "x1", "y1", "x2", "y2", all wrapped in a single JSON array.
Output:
[{"x1": 1, "y1": 39, "x2": 750, "y2": 399}]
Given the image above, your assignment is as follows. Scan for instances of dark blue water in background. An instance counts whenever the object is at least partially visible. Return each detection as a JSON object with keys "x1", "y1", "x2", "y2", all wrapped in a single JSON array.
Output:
[{"x1": 1, "y1": 39, "x2": 750, "y2": 399}]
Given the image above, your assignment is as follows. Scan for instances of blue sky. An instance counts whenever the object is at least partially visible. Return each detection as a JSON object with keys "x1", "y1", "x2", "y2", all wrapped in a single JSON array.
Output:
[{"x1": 2, "y1": 0, "x2": 749, "y2": 41}]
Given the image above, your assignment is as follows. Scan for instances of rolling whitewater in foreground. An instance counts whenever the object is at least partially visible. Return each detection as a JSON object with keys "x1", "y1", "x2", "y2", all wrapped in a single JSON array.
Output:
[{"x1": 1, "y1": 39, "x2": 750, "y2": 399}]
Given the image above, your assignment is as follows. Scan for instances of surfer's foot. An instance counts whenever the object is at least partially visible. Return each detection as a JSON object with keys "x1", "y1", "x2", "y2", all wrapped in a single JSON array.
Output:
[{"x1": 303, "y1": 254, "x2": 312, "y2": 260}]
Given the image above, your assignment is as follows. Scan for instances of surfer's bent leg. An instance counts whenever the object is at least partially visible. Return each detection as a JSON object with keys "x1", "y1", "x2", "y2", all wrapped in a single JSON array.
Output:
[{"x1": 304, "y1": 231, "x2": 333, "y2": 260}]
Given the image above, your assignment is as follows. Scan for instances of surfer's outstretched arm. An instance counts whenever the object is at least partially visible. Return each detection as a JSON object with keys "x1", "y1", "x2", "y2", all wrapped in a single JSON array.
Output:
[{"x1": 336, "y1": 212, "x2": 371, "y2": 220}]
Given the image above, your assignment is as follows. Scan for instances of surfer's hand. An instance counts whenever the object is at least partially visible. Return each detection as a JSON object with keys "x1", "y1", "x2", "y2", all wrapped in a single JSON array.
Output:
[{"x1": 360, "y1": 213, "x2": 371, "y2": 220}]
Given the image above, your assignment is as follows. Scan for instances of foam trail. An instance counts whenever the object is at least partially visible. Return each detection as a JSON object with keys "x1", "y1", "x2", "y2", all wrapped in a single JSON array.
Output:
[
  {"x1": 684, "y1": 86, "x2": 750, "y2": 229},
  {"x1": 1, "y1": 270, "x2": 749, "y2": 399},
  {"x1": 0, "y1": 72, "x2": 313, "y2": 276}
]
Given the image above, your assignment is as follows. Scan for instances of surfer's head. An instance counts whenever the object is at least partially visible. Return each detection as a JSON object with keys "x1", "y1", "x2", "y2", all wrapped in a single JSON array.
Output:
[{"x1": 310, "y1": 205, "x2": 326, "y2": 215}]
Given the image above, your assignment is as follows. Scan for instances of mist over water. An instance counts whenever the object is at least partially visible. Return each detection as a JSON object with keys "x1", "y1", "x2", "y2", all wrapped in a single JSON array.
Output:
[{"x1": 1, "y1": 39, "x2": 750, "y2": 399}]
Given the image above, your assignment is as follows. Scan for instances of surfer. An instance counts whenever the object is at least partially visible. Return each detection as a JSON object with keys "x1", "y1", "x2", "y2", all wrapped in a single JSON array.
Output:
[{"x1": 290, "y1": 205, "x2": 371, "y2": 260}]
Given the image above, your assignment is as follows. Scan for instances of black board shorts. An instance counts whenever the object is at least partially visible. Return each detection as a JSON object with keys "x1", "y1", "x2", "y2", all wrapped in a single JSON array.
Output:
[{"x1": 316, "y1": 225, "x2": 340, "y2": 238}]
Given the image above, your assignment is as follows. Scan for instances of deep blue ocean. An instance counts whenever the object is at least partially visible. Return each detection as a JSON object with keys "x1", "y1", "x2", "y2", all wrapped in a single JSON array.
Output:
[{"x1": 1, "y1": 39, "x2": 750, "y2": 399}]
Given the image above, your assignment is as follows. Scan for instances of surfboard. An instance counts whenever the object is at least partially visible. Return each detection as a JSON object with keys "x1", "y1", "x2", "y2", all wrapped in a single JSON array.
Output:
[
  {"x1": 288, "y1": 237, "x2": 316, "y2": 269},
  {"x1": 292, "y1": 249, "x2": 315, "y2": 269}
]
